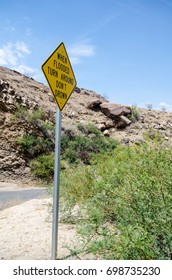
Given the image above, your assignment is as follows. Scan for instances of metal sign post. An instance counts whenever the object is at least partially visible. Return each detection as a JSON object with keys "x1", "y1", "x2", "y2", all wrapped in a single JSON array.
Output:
[
  {"x1": 42, "y1": 42, "x2": 76, "y2": 260},
  {"x1": 51, "y1": 106, "x2": 61, "y2": 260}
]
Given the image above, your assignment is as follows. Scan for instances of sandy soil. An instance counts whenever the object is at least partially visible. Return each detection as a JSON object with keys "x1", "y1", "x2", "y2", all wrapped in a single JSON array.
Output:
[
  {"x1": 0, "y1": 181, "x2": 96, "y2": 260},
  {"x1": 0, "y1": 197, "x2": 78, "y2": 260}
]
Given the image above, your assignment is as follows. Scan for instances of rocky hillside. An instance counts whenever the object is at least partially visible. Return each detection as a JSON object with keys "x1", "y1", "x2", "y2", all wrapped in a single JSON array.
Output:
[{"x1": 0, "y1": 66, "x2": 172, "y2": 183}]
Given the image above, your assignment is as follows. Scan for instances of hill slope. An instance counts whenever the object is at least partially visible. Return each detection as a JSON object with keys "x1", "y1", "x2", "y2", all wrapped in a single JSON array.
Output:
[{"x1": 0, "y1": 66, "x2": 172, "y2": 182}]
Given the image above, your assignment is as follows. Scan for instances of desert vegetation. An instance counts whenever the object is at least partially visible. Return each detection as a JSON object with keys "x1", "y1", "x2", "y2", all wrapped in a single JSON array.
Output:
[
  {"x1": 16, "y1": 119, "x2": 172, "y2": 260},
  {"x1": 60, "y1": 142, "x2": 172, "y2": 259}
]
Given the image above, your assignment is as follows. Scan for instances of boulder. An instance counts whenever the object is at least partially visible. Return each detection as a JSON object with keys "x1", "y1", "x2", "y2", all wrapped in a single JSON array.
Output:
[
  {"x1": 104, "y1": 120, "x2": 115, "y2": 129},
  {"x1": 113, "y1": 116, "x2": 131, "y2": 129},
  {"x1": 100, "y1": 102, "x2": 131, "y2": 119},
  {"x1": 117, "y1": 115, "x2": 131, "y2": 128},
  {"x1": 87, "y1": 99, "x2": 102, "y2": 111}
]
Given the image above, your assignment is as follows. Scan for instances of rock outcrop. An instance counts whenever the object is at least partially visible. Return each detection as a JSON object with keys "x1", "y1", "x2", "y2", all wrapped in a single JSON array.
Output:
[{"x1": 88, "y1": 100, "x2": 132, "y2": 129}]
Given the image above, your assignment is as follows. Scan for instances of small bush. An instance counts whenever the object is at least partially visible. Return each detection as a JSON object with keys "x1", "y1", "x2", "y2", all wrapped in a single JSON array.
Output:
[
  {"x1": 28, "y1": 108, "x2": 46, "y2": 123},
  {"x1": 15, "y1": 104, "x2": 46, "y2": 123},
  {"x1": 144, "y1": 129, "x2": 164, "y2": 144},
  {"x1": 41, "y1": 121, "x2": 55, "y2": 131},
  {"x1": 14, "y1": 103, "x2": 28, "y2": 119},
  {"x1": 16, "y1": 133, "x2": 53, "y2": 158},
  {"x1": 30, "y1": 153, "x2": 54, "y2": 180},
  {"x1": 130, "y1": 105, "x2": 140, "y2": 122},
  {"x1": 16, "y1": 134, "x2": 37, "y2": 155}
]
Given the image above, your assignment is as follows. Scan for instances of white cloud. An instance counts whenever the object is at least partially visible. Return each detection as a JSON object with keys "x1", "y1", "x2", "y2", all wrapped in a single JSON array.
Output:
[
  {"x1": 68, "y1": 42, "x2": 95, "y2": 65},
  {"x1": 15, "y1": 41, "x2": 31, "y2": 55},
  {"x1": 69, "y1": 56, "x2": 81, "y2": 65},
  {"x1": 69, "y1": 43, "x2": 95, "y2": 57},
  {"x1": 0, "y1": 43, "x2": 18, "y2": 65},
  {"x1": 0, "y1": 41, "x2": 39, "y2": 79},
  {"x1": 0, "y1": 41, "x2": 31, "y2": 66}
]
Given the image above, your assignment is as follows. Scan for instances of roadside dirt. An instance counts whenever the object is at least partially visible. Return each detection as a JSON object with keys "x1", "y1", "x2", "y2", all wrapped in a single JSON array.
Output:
[
  {"x1": 0, "y1": 183, "x2": 94, "y2": 260},
  {"x1": 0, "y1": 198, "x2": 75, "y2": 260}
]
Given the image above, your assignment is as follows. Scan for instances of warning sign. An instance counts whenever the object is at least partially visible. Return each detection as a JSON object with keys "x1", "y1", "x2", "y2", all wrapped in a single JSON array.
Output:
[{"x1": 42, "y1": 42, "x2": 77, "y2": 111}]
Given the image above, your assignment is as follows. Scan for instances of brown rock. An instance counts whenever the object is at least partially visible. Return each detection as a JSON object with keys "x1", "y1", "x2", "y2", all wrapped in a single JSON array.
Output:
[
  {"x1": 115, "y1": 116, "x2": 131, "y2": 129},
  {"x1": 100, "y1": 102, "x2": 131, "y2": 119},
  {"x1": 119, "y1": 115, "x2": 131, "y2": 126},
  {"x1": 97, "y1": 123, "x2": 106, "y2": 131},
  {"x1": 0, "y1": 100, "x2": 8, "y2": 111},
  {"x1": 74, "y1": 87, "x2": 81, "y2": 93},
  {"x1": 87, "y1": 99, "x2": 102, "y2": 111},
  {"x1": 97, "y1": 120, "x2": 114, "y2": 131},
  {"x1": 104, "y1": 120, "x2": 114, "y2": 129}
]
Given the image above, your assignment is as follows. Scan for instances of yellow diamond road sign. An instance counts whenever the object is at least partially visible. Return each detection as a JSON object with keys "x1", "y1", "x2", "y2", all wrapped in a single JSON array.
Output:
[{"x1": 42, "y1": 42, "x2": 76, "y2": 111}]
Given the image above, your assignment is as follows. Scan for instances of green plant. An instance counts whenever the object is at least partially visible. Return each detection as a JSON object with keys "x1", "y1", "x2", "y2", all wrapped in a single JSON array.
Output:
[
  {"x1": 60, "y1": 144, "x2": 172, "y2": 259},
  {"x1": 77, "y1": 123, "x2": 87, "y2": 134},
  {"x1": 41, "y1": 121, "x2": 55, "y2": 131},
  {"x1": 61, "y1": 125, "x2": 118, "y2": 164},
  {"x1": 144, "y1": 129, "x2": 165, "y2": 144},
  {"x1": 16, "y1": 134, "x2": 37, "y2": 155},
  {"x1": 16, "y1": 133, "x2": 54, "y2": 158},
  {"x1": 14, "y1": 103, "x2": 28, "y2": 119},
  {"x1": 14, "y1": 104, "x2": 46, "y2": 123},
  {"x1": 27, "y1": 108, "x2": 46, "y2": 122},
  {"x1": 130, "y1": 105, "x2": 140, "y2": 122},
  {"x1": 87, "y1": 123, "x2": 101, "y2": 136},
  {"x1": 28, "y1": 124, "x2": 118, "y2": 180},
  {"x1": 39, "y1": 121, "x2": 55, "y2": 140},
  {"x1": 30, "y1": 153, "x2": 54, "y2": 180}
]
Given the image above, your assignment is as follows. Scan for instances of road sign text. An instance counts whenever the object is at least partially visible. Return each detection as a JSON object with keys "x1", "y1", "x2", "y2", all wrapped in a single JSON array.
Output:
[{"x1": 42, "y1": 42, "x2": 76, "y2": 111}]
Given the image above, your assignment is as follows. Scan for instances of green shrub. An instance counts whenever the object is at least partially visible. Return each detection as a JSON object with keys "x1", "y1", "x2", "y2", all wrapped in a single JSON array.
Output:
[
  {"x1": 60, "y1": 144, "x2": 172, "y2": 259},
  {"x1": 87, "y1": 123, "x2": 101, "y2": 136},
  {"x1": 14, "y1": 104, "x2": 46, "y2": 123},
  {"x1": 16, "y1": 133, "x2": 53, "y2": 158},
  {"x1": 16, "y1": 134, "x2": 37, "y2": 155},
  {"x1": 144, "y1": 129, "x2": 165, "y2": 144},
  {"x1": 30, "y1": 153, "x2": 54, "y2": 180},
  {"x1": 27, "y1": 124, "x2": 118, "y2": 180},
  {"x1": 14, "y1": 103, "x2": 28, "y2": 119},
  {"x1": 61, "y1": 124, "x2": 118, "y2": 164},
  {"x1": 27, "y1": 108, "x2": 46, "y2": 122},
  {"x1": 130, "y1": 105, "x2": 140, "y2": 122},
  {"x1": 41, "y1": 121, "x2": 55, "y2": 131}
]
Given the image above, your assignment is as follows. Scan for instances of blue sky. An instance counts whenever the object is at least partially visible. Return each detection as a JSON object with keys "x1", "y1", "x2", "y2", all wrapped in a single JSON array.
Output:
[{"x1": 0, "y1": 0, "x2": 172, "y2": 111}]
